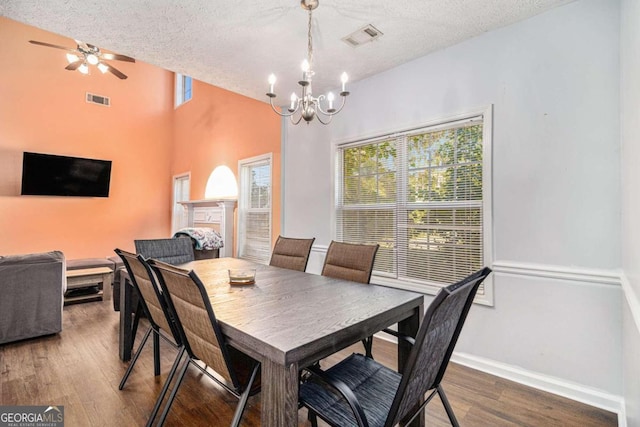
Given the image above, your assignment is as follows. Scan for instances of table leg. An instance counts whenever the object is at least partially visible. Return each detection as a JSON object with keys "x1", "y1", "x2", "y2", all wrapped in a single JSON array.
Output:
[
  {"x1": 119, "y1": 276, "x2": 133, "y2": 361},
  {"x1": 398, "y1": 304, "x2": 424, "y2": 427},
  {"x1": 261, "y1": 359, "x2": 299, "y2": 427},
  {"x1": 102, "y1": 272, "x2": 112, "y2": 302}
]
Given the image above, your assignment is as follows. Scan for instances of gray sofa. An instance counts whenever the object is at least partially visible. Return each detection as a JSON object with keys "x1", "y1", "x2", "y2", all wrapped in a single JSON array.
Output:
[{"x1": 0, "y1": 251, "x2": 66, "y2": 344}]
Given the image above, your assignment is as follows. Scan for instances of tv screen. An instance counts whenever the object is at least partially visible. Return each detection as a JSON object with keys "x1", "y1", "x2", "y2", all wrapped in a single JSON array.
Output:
[{"x1": 21, "y1": 152, "x2": 112, "y2": 197}]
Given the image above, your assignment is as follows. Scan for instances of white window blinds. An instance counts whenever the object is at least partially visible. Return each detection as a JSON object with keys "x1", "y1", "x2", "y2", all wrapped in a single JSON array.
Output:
[
  {"x1": 336, "y1": 115, "x2": 491, "y2": 300},
  {"x1": 238, "y1": 154, "x2": 272, "y2": 263}
]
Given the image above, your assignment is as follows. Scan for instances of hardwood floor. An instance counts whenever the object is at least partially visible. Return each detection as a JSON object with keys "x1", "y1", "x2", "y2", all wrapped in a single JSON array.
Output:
[{"x1": 1, "y1": 301, "x2": 617, "y2": 426}]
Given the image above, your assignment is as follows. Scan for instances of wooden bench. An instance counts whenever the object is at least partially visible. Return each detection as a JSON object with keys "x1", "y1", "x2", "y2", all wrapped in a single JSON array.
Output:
[{"x1": 65, "y1": 267, "x2": 113, "y2": 305}]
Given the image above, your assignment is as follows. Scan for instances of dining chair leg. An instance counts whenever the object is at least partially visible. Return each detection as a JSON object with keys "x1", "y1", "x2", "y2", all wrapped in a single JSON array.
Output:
[
  {"x1": 308, "y1": 410, "x2": 318, "y2": 427},
  {"x1": 437, "y1": 384, "x2": 460, "y2": 427},
  {"x1": 156, "y1": 358, "x2": 190, "y2": 427},
  {"x1": 146, "y1": 346, "x2": 186, "y2": 427},
  {"x1": 362, "y1": 337, "x2": 373, "y2": 358},
  {"x1": 153, "y1": 330, "x2": 161, "y2": 376},
  {"x1": 131, "y1": 299, "x2": 143, "y2": 349},
  {"x1": 230, "y1": 363, "x2": 260, "y2": 427},
  {"x1": 119, "y1": 326, "x2": 153, "y2": 390}
]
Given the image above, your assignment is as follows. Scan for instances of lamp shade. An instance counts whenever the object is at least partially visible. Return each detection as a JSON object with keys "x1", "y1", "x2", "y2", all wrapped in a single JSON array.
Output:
[{"x1": 204, "y1": 165, "x2": 238, "y2": 199}]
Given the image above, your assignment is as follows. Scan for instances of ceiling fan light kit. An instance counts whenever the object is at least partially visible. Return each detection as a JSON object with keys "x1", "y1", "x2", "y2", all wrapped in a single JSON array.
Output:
[
  {"x1": 266, "y1": 0, "x2": 349, "y2": 125},
  {"x1": 29, "y1": 39, "x2": 135, "y2": 79}
]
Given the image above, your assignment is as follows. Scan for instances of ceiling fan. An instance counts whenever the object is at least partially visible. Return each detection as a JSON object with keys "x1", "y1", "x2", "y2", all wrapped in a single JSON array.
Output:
[{"x1": 28, "y1": 39, "x2": 135, "y2": 79}]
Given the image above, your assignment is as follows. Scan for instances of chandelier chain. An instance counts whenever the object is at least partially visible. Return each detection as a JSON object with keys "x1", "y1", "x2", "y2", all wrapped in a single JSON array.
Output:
[{"x1": 307, "y1": 7, "x2": 313, "y2": 69}]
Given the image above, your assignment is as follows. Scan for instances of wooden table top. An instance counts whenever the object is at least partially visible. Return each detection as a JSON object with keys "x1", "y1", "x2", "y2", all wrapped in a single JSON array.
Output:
[{"x1": 179, "y1": 257, "x2": 424, "y2": 367}]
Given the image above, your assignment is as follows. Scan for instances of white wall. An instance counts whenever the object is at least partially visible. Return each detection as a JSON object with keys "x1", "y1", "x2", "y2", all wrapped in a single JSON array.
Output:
[
  {"x1": 621, "y1": 0, "x2": 640, "y2": 424},
  {"x1": 282, "y1": 122, "x2": 333, "y2": 248},
  {"x1": 281, "y1": 121, "x2": 334, "y2": 272},
  {"x1": 283, "y1": 0, "x2": 624, "y2": 403}
]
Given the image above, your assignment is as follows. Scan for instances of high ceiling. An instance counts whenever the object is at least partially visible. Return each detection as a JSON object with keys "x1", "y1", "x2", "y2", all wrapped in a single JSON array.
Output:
[{"x1": 1, "y1": 0, "x2": 575, "y2": 102}]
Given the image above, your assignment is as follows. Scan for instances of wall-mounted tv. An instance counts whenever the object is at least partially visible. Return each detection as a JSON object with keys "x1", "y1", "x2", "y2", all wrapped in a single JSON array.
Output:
[{"x1": 21, "y1": 152, "x2": 112, "y2": 197}]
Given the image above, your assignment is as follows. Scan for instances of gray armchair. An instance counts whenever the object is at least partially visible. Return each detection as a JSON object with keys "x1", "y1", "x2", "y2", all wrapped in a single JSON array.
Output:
[{"x1": 0, "y1": 251, "x2": 65, "y2": 344}]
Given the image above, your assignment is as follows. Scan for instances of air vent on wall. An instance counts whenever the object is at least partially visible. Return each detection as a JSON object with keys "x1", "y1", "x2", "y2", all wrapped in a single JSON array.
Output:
[
  {"x1": 86, "y1": 92, "x2": 110, "y2": 107},
  {"x1": 342, "y1": 24, "x2": 383, "y2": 47}
]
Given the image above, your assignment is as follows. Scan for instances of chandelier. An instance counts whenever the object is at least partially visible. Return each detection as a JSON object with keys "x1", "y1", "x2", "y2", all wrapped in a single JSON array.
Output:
[{"x1": 266, "y1": 0, "x2": 349, "y2": 125}]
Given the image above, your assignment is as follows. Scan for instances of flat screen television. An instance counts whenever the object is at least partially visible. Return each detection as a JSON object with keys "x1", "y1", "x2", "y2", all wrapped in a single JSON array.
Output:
[{"x1": 21, "y1": 152, "x2": 112, "y2": 197}]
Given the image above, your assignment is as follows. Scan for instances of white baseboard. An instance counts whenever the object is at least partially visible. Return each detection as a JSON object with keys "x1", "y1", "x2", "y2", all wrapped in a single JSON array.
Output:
[
  {"x1": 373, "y1": 332, "x2": 626, "y2": 426},
  {"x1": 450, "y1": 352, "x2": 627, "y2": 427}
]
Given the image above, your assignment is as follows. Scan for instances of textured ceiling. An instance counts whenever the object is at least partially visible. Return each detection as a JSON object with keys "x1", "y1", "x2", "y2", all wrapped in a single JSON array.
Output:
[{"x1": 1, "y1": 0, "x2": 575, "y2": 102}]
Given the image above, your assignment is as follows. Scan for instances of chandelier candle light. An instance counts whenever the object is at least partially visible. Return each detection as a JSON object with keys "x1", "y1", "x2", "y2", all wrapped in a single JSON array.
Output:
[{"x1": 266, "y1": 0, "x2": 349, "y2": 125}]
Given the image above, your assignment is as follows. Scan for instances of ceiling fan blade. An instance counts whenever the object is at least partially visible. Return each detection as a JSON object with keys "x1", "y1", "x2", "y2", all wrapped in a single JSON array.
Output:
[
  {"x1": 65, "y1": 60, "x2": 82, "y2": 71},
  {"x1": 29, "y1": 40, "x2": 77, "y2": 52},
  {"x1": 101, "y1": 53, "x2": 135, "y2": 63},
  {"x1": 105, "y1": 63, "x2": 128, "y2": 79}
]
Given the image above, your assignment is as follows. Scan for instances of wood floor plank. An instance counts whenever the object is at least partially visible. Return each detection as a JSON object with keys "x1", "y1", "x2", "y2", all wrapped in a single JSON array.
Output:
[{"x1": 0, "y1": 301, "x2": 618, "y2": 426}]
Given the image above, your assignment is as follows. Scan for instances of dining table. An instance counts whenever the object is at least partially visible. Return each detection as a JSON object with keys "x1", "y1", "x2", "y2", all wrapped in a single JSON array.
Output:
[{"x1": 119, "y1": 257, "x2": 424, "y2": 427}]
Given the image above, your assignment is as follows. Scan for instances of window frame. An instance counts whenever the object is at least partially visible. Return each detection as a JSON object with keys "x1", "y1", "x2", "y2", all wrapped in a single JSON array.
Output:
[
  {"x1": 332, "y1": 106, "x2": 493, "y2": 305},
  {"x1": 171, "y1": 172, "x2": 191, "y2": 235},
  {"x1": 237, "y1": 153, "x2": 273, "y2": 264},
  {"x1": 175, "y1": 74, "x2": 193, "y2": 108}
]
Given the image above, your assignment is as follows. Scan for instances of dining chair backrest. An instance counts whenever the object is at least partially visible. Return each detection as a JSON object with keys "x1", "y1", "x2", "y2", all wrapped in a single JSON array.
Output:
[
  {"x1": 134, "y1": 237, "x2": 194, "y2": 265},
  {"x1": 321, "y1": 241, "x2": 379, "y2": 284},
  {"x1": 269, "y1": 236, "x2": 315, "y2": 272},
  {"x1": 115, "y1": 249, "x2": 179, "y2": 343},
  {"x1": 387, "y1": 267, "x2": 492, "y2": 426},
  {"x1": 149, "y1": 260, "x2": 241, "y2": 389}
]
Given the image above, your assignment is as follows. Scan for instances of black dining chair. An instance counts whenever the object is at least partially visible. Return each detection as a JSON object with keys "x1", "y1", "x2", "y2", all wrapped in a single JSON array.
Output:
[
  {"x1": 126, "y1": 237, "x2": 196, "y2": 350},
  {"x1": 149, "y1": 259, "x2": 261, "y2": 427},
  {"x1": 114, "y1": 249, "x2": 185, "y2": 427},
  {"x1": 269, "y1": 235, "x2": 315, "y2": 272},
  {"x1": 322, "y1": 241, "x2": 379, "y2": 357},
  {"x1": 299, "y1": 267, "x2": 492, "y2": 427},
  {"x1": 134, "y1": 237, "x2": 195, "y2": 265}
]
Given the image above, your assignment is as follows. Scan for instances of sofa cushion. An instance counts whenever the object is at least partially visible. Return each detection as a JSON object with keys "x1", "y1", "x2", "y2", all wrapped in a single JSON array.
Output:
[
  {"x1": 0, "y1": 251, "x2": 64, "y2": 266},
  {"x1": 0, "y1": 251, "x2": 65, "y2": 344}
]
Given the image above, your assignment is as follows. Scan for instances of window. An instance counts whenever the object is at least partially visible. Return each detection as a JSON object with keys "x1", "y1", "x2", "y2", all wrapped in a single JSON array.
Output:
[
  {"x1": 238, "y1": 154, "x2": 273, "y2": 263},
  {"x1": 335, "y1": 109, "x2": 492, "y2": 304},
  {"x1": 171, "y1": 173, "x2": 190, "y2": 235},
  {"x1": 175, "y1": 74, "x2": 193, "y2": 107}
]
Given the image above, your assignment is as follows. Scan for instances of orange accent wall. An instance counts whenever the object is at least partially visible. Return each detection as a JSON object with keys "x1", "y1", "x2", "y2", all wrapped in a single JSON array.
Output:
[
  {"x1": 171, "y1": 79, "x2": 282, "y2": 252},
  {"x1": 0, "y1": 17, "x2": 281, "y2": 259}
]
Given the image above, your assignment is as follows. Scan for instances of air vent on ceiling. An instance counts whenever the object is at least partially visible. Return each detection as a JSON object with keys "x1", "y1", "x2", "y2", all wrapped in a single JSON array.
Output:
[
  {"x1": 86, "y1": 92, "x2": 110, "y2": 107},
  {"x1": 342, "y1": 24, "x2": 383, "y2": 47}
]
